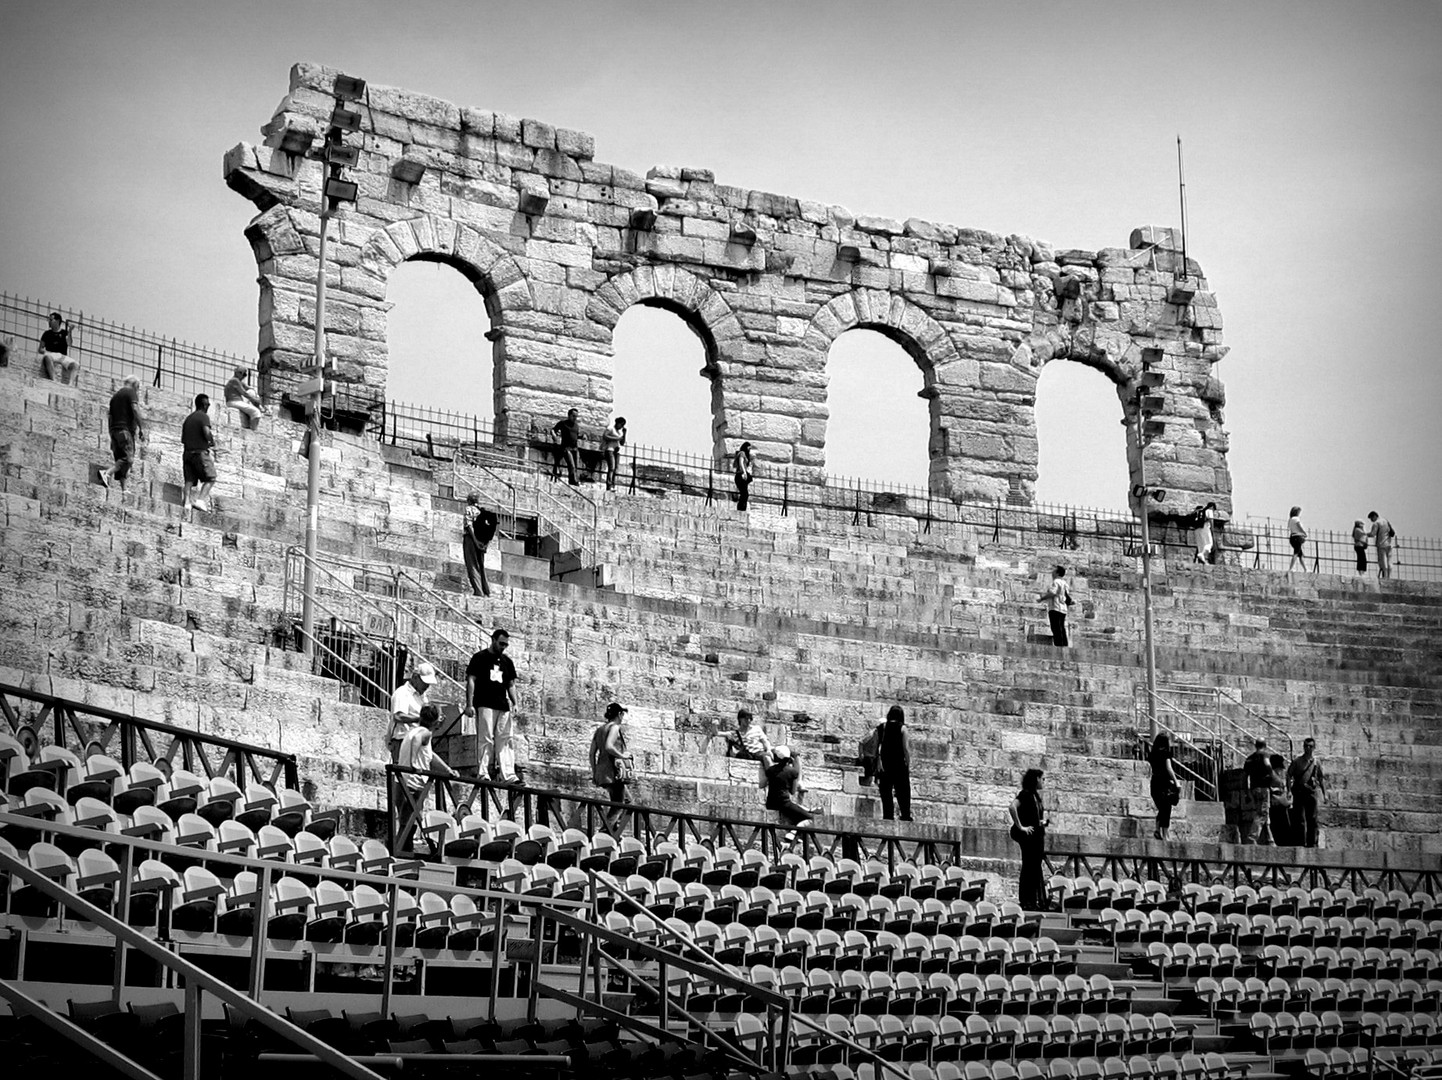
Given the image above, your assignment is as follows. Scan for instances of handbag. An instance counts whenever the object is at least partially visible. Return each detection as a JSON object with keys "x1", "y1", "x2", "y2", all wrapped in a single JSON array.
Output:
[
  {"x1": 614, "y1": 757, "x2": 636, "y2": 784},
  {"x1": 1167, "y1": 782, "x2": 1181, "y2": 806}
]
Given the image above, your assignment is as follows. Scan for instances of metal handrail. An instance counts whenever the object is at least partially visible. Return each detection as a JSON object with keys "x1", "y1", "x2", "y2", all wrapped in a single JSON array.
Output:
[
  {"x1": 0, "y1": 844, "x2": 387, "y2": 1080},
  {"x1": 455, "y1": 445, "x2": 598, "y2": 566},
  {"x1": 1137, "y1": 690, "x2": 1222, "y2": 799},
  {"x1": 1145, "y1": 684, "x2": 1293, "y2": 766},
  {"x1": 586, "y1": 870, "x2": 910, "y2": 1079},
  {"x1": 1214, "y1": 687, "x2": 1294, "y2": 757},
  {"x1": 282, "y1": 547, "x2": 469, "y2": 704}
]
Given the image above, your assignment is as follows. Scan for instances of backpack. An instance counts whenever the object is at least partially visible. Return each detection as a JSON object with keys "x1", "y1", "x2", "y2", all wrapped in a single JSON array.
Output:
[{"x1": 857, "y1": 724, "x2": 882, "y2": 784}]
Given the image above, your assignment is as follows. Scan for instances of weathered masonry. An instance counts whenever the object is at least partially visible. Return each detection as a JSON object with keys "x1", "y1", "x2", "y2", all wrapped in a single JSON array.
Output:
[{"x1": 225, "y1": 62, "x2": 1234, "y2": 517}]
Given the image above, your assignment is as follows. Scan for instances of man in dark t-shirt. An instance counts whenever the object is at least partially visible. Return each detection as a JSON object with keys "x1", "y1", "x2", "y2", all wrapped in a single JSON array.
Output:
[
  {"x1": 37, "y1": 312, "x2": 79, "y2": 384},
  {"x1": 552, "y1": 407, "x2": 581, "y2": 486},
  {"x1": 181, "y1": 394, "x2": 217, "y2": 512},
  {"x1": 100, "y1": 376, "x2": 146, "y2": 491},
  {"x1": 464, "y1": 628, "x2": 519, "y2": 782}
]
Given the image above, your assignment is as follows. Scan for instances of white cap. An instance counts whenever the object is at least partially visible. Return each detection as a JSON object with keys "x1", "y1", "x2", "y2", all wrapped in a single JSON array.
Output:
[
  {"x1": 414, "y1": 662, "x2": 438, "y2": 685},
  {"x1": 772, "y1": 745, "x2": 792, "y2": 760}
]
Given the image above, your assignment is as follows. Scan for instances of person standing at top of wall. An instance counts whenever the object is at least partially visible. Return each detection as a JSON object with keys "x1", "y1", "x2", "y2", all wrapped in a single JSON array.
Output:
[
  {"x1": 462, "y1": 493, "x2": 498, "y2": 598},
  {"x1": 734, "y1": 442, "x2": 754, "y2": 511},
  {"x1": 1351, "y1": 519, "x2": 1368, "y2": 575},
  {"x1": 553, "y1": 407, "x2": 582, "y2": 486},
  {"x1": 37, "y1": 312, "x2": 79, "y2": 385},
  {"x1": 1286, "y1": 507, "x2": 1308, "y2": 572},
  {"x1": 875, "y1": 705, "x2": 913, "y2": 822},
  {"x1": 99, "y1": 376, "x2": 146, "y2": 492},
  {"x1": 1194, "y1": 502, "x2": 1216, "y2": 564},
  {"x1": 181, "y1": 394, "x2": 217, "y2": 512},
  {"x1": 224, "y1": 366, "x2": 267, "y2": 431},
  {"x1": 601, "y1": 416, "x2": 626, "y2": 491},
  {"x1": 1037, "y1": 565, "x2": 1072, "y2": 647},
  {"x1": 1367, "y1": 511, "x2": 1395, "y2": 580},
  {"x1": 464, "y1": 628, "x2": 519, "y2": 784}
]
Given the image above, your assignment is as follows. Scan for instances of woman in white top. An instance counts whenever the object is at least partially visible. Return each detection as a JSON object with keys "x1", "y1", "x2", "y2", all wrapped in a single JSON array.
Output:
[
  {"x1": 1286, "y1": 506, "x2": 1308, "y2": 572},
  {"x1": 1194, "y1": 502, "x2": 1216, "y2": 564}
]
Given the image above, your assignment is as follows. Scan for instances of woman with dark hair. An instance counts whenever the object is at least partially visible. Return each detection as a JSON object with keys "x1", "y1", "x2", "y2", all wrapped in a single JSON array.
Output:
[
  {"x1": 734, "y1": 442, "x2": 755, "y2": 511},
  {"x1": 1148, "y1": 733, "x2": 1180, "y2": 840},
  {"x1": 1008, "y1": 768, "x2": 1048, "y2": 911}
]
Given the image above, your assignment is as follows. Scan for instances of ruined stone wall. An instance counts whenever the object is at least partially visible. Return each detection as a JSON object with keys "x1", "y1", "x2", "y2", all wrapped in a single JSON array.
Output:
[{"x1": 225, "y1": 62, "x2": 1234, "y2": 517}]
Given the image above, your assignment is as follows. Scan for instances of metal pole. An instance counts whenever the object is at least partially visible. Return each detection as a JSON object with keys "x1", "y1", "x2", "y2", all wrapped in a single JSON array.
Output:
[
  {"x1": 300, "y1": 206, "x2": 331, "y2": 656},
  {"x1": 1136, "y1": 407, "x2": 1158, "y2": 736}
]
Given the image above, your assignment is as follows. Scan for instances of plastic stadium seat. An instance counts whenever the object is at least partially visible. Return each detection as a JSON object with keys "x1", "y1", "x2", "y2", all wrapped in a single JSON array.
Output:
[
  {"x1": 306, "y1": 879, "x2": 351, "y2": 943},
  {"x1": 127, "y1": 859, "x2": 179, "y2": 926},
  {"x1": 172, "y1": 866, "x2": 225, "y2": 932},
  {"x1": 217, "y1": 819, "x2": 256, "y2": 856},
  {"x1": 113, "y1": 762, "x2": 166, "y2": 815},
  {"x1": 236, "y1": 783, "x2": 278, "y2": 832}
]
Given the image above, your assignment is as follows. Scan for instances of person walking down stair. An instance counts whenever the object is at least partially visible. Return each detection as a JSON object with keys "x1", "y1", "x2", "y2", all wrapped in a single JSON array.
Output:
[
  {"x1": 100, "y1": 376, "x2": 146, "y2": 492},
  {"x1": 462, "y1": 493, "x2": 498, "y2": 598},
  {"x1": 875, "y1": 705, "x2": 913, "y2": 822},
  {"x1": 1286, "y1": 507, "x2": 1308, "y2": 572},
  {"x1": 553, "y1": 408, "x2": 582, "y2": 486},
  {"x1": 464, "y1": 628, "x2": 519, "y2": 784},
  {"x1": 181, "y1": 394, "x2": 217, "y2": 512}
]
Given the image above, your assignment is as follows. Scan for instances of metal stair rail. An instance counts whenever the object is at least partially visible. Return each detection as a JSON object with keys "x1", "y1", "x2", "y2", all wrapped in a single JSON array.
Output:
[
  {"x1": 1137, "y1": 684, "x2": 1294, "y2": 800},
  {"x1": 583, "y1": 869, "x2": 911, "y2": 1079},
  {"x1": 281, "y1": 546, "x2": 472, "y2": 713},
  {"x1": 0, "y1": 830, "x2": 386, "y2": 1080},
  {"x1": 453, "y1": 445, "x2": 598, "y2": 570},
  {"x1": 1136, "y1": 688, "x2": 1225, "y2": 800}
]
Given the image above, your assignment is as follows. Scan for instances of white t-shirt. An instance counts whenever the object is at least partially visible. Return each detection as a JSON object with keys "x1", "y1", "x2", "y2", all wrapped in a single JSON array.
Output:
[
  {"x1": 1044, "y1": 578, "x2": 1070, "y2": 613},
  {"x1": 1288, "y1": 515, "x2": 1307, "y2": 539},
  {"x1": 1370, "y1": 517, "x2": 1393, "y2": 549},
  {"x1": 388, "y1": 682, "x2": 428, "y2": 742},
  {"x1": 396, "y1": 726, "x2": 437, "y2": 791}
]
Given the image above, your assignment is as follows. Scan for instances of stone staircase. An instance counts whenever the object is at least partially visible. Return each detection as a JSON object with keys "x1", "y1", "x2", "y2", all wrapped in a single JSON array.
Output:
[{"x1": 1, "y1": 365, "x2": 1439, "y2": 853}]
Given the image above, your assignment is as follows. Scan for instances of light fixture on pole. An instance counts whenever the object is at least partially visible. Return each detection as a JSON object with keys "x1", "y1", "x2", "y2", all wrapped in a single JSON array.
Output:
[
  {"x1": 1131, "y1": 363, "x2": 1167, "y2": 735},
  {"x1": 300, "y1": 72, "x2": 364, "y2": 658}
]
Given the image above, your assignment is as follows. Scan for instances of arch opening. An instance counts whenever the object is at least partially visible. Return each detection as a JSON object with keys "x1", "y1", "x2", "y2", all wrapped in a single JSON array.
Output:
[
  {"x1": 612, "y1": 300, "x2": 721, "y2": 461},
  {"x1": 386, "y1": 256, "x2": 497, "y2": 425},
  {"x1": 824, "y1": 326, "x2": 934, "y2": 492},
  {"x1": 1033, "y1": 359, "x2": 1131, "y2": 512}
]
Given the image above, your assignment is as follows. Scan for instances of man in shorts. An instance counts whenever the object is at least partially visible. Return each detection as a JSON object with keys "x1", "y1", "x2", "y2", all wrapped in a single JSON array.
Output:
[
  {"x1": 37, "y1": 312, "x2": 79, "y2": 385},
  {"x1": 100, "y1": 376, "x2": 146, "y2": 491},
  {"x1": 181, "y1": 394, "x2": 217, "y2": 512}
]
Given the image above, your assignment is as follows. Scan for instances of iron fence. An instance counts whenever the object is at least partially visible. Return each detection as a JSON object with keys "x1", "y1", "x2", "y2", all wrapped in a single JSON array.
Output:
[{"x1": 5, "y1": 291, "x2": 1439, "y2": 580}]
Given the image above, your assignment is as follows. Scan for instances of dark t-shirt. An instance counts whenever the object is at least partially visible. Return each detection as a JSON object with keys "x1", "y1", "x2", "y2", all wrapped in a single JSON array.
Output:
[
  {"x1": 466, "y1": 648, "x2": 516, "y2": 711},
  {"x1": 41, "y1": 328, "x2": 69, "y2": 355},
  {"x1": 879, "y1": 722, "x2": 909, "y2": 771},
  {"x1": 764, "y1": 759, "x2": 799, "y2": 810},
  {"x1": 1244, "y1": 750, "x2": 1273, "y2": 790},
  {"x1": 553, "y1": 417, "x2": 580, "y2": 448},
  {"x1": 181, "y1": 410, "x2": 214, "y2": 452},
  {"x1": 109, "y1": 385, "x2": 140, "y2": 433}
]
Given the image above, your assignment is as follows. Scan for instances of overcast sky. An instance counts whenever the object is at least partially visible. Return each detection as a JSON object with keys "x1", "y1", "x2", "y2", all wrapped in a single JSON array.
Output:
[{"x1": 2, "y1": 1, "x2": 1439, "y2": 536}]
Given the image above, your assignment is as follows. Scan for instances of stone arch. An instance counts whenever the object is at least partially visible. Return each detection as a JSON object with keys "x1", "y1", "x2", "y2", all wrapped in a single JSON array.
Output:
[
  {"x1": 804, "y1": 290, "x2": 962, "y2": 493},
  {"x1": 587, "y1": 267, "x2": 745, "y2": 459}
]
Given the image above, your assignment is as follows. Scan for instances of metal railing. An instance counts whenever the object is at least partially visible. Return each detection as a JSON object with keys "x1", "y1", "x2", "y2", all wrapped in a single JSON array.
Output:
[
  {"x1": 0, "y1": 684, "x2": 299, "y2": 790},
  {"x1": 280, "y1": 547, "x2": 474, "y2": 712},
  {"x1": 1136, "y1": 685, "x2": 1294, "y2": 800},
  {"x1": 453, "y1": 446, "x2": 599, "y2": 569},
  {"x1": 6, "y1": 290, "x2": 1440, "y2": 581}
]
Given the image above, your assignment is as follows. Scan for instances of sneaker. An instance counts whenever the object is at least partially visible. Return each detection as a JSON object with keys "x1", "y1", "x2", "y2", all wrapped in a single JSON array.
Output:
[{"x1": 96, "y1": 468, "x2": 111, "y2": 489}]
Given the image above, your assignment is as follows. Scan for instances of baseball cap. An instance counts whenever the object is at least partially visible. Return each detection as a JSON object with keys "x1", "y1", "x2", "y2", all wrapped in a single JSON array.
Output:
[
  {"x1": 772, "y1": 745, "x2": 792, "y2": 760},
  {"x1": 414, "y1": 662, "x2": 438, "y2": 685},
  {"x1": 605, "y1": 702, "x2": 627, "y2": 720}
]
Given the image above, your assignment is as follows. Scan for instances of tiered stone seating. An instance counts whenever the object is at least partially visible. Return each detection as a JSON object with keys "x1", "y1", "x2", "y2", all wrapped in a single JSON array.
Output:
[{"x1": 3, "y1": 361, "x2": 1442, "y2": 858}]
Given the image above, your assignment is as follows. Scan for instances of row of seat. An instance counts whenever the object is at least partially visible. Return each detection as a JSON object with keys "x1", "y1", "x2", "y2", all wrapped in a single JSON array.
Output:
[
  {"x1": 1246, "y1": 1009, "x2": 1440, "y2": 1052},
  {"x1": 1302, "y1": 1044, "x2": 1442, "y2": 1080},
  {"x1": 1142, "y1": 940, "x2": 1438, "y2": 983},
  {"x1": 1052, "y1": 875, "x2": 1442, "y2": 922},
  {"x1": 1103, "y1": 905, "x2": 1442, "y2": 950},
  {"x1": 0, "y1": 738, "x2": 332, "y2": 838},
  {"x1": 742, "y1": 1012, "x2": 1206, "y2": 1069},
  {"x1": 825, "y1": 1059, "x2": 1245, "y2": 1080},
  {"x1": 1194, "y1": 974, "x2": 1442, "y2": 1015}
]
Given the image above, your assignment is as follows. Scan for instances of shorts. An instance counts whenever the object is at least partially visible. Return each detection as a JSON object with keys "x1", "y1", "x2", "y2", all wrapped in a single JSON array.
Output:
[
  {"x1": 183, "y1": 449, "x2": 216, "y2": 484},
  {"x1": 1289, "y1": 536, "x2": 1305, "y2": 556}
]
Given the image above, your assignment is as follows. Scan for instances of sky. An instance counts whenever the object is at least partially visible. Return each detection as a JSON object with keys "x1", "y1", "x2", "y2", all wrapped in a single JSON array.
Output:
[{"x1": 2, "y1": 1, "x2": 1440, "y2": 535}]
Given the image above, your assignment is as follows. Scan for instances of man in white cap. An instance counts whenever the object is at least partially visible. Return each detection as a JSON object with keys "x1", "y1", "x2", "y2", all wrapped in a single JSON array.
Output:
[{"x1": 388, "y1": 661, "x2": 438, "y2": 762}]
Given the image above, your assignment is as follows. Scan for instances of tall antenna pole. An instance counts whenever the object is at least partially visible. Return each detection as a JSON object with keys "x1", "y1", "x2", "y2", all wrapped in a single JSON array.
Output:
[{"x1": 1176, "y1": 135, "x2": 1189, "y2": 278}]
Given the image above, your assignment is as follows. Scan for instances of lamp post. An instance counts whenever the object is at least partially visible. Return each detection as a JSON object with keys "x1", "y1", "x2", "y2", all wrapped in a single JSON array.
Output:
[
  {"x1": 1130, "y1": 365, "x2": 1167, "y2": 735},
  {"x1": 300, "y1": 74, "x2": 365, "y2": 657}
]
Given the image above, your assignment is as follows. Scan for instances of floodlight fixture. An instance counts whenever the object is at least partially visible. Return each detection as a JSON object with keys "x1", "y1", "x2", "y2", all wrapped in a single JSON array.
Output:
[
  {"x1": 1137, "y1": 370, "x2": 1166, "y2": 389},
  {"x1": 1142, "y1": 419, "x2": 1166, "y2": 439},
  {"x1": 333, "y1": 74, "x2": 367, "y2": 102},
  {"x1": 391, "y1": 159, "x2": 426, "y2": 184},
  {"x1": 279, "y1": 127, "x2": 315, "y2": 155},
  {"x1": 329, "y1": 105, "x2": 362, "y2": 134},
  {"x1": 1168, "y1": 280, "x2": 1197, "y2": 305},
  {"x1": 323, "y1": 143, "x2": 360, "y2": 168},
  {"x1": 1140, "y1": 394, "x2": 1166, "y2": 414},
  {"x1": 324, "y1": 176, "x2": 359, "y2": 204}
]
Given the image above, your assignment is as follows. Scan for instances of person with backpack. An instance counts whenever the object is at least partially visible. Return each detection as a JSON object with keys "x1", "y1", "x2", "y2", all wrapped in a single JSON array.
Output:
[
  {"x1": 1367, "y1": 511, "x2": 1395, "y2": 580},
  {"x1": 590, "y1": 702, "x2": 635, "y2": 829},
  {"x1": 872, "y1": 705, "x2": 913, "y2": 822},
  {"x1": 1287, "y1": 737, "x2": 1328, "y2": 847},
  {"x1": 1037, "y1": 565, "x2": 1072, "y2": 647},
  {"x1": 1242, "y1": 738, "x2": 1277, "y2": 844},
  {"x1": 462, "y1": 493, "x2": 498, "y2": 597}
]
